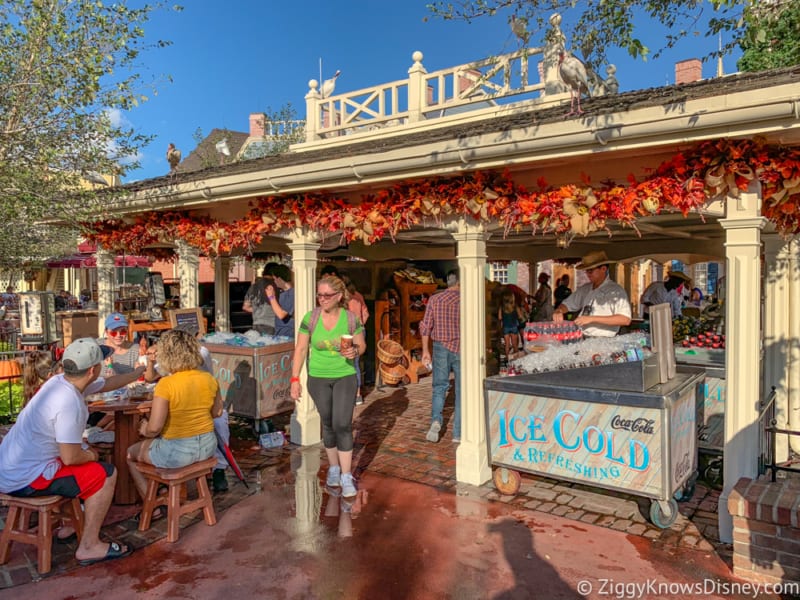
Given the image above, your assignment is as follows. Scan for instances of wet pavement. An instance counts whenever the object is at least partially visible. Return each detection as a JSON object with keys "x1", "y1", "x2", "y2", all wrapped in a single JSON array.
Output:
[{"x1": 0, "y1": 378, "x2": 794, "y2": 599}]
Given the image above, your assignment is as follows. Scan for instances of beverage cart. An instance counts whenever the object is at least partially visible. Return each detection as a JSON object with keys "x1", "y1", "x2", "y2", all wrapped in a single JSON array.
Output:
[
  {"x1": 484, "y1": 360, "x2": 704, "y2": 528},
  {"x1": 204, "y1": 340, "x2": 294, "y2": 434},
  {"x1": 675, "y1": 346, "x2": 725, "y2": 488}
]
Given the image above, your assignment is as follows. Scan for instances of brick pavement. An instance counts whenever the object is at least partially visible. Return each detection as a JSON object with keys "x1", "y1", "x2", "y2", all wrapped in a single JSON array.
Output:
[
  {"x1": 0, "y1": 376, "x2": 728, "y2": 590},
  {"x1": 353, "y1": 378, "x2": 725, "y2": 559}
]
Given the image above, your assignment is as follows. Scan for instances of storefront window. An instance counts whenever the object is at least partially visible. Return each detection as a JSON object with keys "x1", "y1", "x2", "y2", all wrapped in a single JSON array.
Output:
[{"x1": 490, "y1": 262, "x2": 509, "y2": 284}]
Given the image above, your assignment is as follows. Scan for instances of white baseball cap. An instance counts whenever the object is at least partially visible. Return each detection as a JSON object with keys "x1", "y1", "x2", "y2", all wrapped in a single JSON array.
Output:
[{"x1": 62, "y1": 338, "x2": 113, "y2": 374}]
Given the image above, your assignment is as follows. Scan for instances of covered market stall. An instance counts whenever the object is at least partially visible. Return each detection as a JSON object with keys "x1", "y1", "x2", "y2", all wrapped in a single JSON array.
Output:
[{"x1": 76, "y1": 21, "x2": 799, "y2": 546}]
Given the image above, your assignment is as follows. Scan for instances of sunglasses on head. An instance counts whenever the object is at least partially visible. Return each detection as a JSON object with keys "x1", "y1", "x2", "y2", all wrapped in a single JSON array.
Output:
[{"x1": 108, "y1": 328, "x2": 128, "y2": 337}]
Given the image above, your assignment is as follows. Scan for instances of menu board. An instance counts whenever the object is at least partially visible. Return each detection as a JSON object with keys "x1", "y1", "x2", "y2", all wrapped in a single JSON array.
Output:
[{"x1": 168, "y1": 308, "x2": 205, "y2": 336}]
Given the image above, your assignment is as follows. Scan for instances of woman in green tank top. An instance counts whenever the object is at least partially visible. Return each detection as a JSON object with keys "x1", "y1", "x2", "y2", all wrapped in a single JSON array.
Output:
[{"x1": 290, "y1": 275, "x2": 366, "y2": 498}]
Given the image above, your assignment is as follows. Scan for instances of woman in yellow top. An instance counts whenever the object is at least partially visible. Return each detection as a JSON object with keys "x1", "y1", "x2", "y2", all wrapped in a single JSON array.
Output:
[{"x1": 126, "y1": 330, "x2": 222, "y2": 504}]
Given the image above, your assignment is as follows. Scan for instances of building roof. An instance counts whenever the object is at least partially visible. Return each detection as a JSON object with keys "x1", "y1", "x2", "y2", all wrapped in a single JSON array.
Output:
[
  {"x1": 122, "y1": 65, "x2": 800, "y2": 193},
  {"x1": 175, "y1": 128, "x2": 249, "y2": 174}
]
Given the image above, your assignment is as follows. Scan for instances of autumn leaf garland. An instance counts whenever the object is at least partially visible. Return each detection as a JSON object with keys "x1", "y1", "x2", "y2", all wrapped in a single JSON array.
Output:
[{"x1": 84, "y1": 139, "x2": 800, "y2": 257}]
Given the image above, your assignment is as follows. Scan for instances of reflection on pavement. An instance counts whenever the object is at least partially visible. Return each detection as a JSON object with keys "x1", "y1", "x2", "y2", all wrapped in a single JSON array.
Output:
[{"x1": 291, "y1": 446, "x2": 370, "y2": 542}]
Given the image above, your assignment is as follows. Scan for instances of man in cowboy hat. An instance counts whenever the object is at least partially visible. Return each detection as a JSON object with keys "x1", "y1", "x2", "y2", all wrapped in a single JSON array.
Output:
[
  {"x1": 641, "y1": 270, "x2": 692, "y2": 319},
  {"x1": 553, "y1": 250, "x2": 631, "y2": 337}
]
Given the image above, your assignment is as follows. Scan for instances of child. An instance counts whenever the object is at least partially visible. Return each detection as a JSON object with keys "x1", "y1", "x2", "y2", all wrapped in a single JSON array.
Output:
[
  {"x1": 22, "y1": 351, "x2": 60, "y2": 407},
  {"x1": 498, "y1": 290, "x2": 525, "y2": 359}
]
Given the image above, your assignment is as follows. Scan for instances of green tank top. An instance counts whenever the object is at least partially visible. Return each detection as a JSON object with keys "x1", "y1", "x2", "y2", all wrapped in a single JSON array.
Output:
[{"x1": 299, "y1": 308, "x2": 363, "y2": 378}]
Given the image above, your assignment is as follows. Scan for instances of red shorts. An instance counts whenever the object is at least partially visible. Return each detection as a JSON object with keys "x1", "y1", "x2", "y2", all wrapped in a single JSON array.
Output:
[{"x1": 20, "y1": 461, "x2": 114, "y2": 500}]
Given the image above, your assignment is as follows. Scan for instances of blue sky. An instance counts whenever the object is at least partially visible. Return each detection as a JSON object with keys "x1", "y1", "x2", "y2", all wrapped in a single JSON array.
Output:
[{"x1": 123, "y1": 0, "x2": 742, "y2": 182}]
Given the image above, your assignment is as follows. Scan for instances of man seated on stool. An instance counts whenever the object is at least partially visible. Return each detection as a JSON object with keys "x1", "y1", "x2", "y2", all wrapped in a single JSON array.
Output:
[{"x1": 0, "y1": 338, "x2": 143, "y2": 566}]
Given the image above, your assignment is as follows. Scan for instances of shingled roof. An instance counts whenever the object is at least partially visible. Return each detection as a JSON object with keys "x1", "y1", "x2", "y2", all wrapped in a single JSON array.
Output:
[
  {"x1": 124, "y1": 65, "x2": 799, "y2": 193},
  {"x1": 175, "y1": 128, "x2": 249, "y2": 174}
]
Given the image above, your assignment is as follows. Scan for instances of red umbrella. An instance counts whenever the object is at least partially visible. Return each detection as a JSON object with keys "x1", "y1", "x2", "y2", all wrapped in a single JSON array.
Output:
[{"x1": 216, "y1": 434, "x2": 248, "y2": 488}]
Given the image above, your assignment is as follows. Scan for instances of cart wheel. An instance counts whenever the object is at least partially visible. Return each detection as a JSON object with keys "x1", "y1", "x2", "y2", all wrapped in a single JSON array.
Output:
[
  {"x1": 649, "y1": 499, "x2": 679, "y2": 529},
  {"x1": 493, "y1": 468, "x2": 521, "y2": 496},
  {"x1": 703, "y1": 457, "x2": 723, "y2": 490}
]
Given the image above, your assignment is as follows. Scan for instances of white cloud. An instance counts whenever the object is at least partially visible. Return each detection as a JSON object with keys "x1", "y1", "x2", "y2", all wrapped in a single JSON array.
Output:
[{"x1": 105, "y1": 108, "x2": 131, "y2": 129}]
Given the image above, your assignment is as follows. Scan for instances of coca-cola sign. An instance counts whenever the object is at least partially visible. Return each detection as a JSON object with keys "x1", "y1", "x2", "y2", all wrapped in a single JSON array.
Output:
[{"x1": 610, "y1": 415, "x2": 655, "y2": 435}]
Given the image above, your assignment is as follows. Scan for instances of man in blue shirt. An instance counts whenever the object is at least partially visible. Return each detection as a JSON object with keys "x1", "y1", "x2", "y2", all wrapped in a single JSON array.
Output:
[{"x1": 265, "y1": 264, "x2": 295, "y2": 338}]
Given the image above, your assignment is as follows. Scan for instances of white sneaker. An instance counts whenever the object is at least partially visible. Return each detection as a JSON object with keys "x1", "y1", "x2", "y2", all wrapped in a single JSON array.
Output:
[
  {"x1": 426, "y1": 421, "x2": 441, "y2": 443},
  {"x1": 326, "y1": 465, "x2": 341, "y2": 487},
  {"x1": 341, "y1": 472, "x2": 357, "y2": 498},
  {"x1": 355, "y1": 395, "x2": 364, "y2": 406}
]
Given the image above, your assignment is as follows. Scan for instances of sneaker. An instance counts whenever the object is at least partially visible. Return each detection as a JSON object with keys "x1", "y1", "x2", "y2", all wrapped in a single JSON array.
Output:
[
  {"x1": 212, "y1": 468, "x2": 229, "y2": 493},
  {"x1": 355, "y1": 394, "x2": 364, "y2": 406},
  {"x1": 341, "y1": 472, "x2": 357, "y2": 498},
  {"x1": 326, "y1": 465, "x2": 342, "y2": 487},
  {"x1": 426, "y1": 421, "x2": 441, "y2": 443}
]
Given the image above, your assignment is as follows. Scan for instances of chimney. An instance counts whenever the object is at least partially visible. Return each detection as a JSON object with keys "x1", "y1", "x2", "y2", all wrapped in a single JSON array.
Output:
[
  {"x1": 457, "y1": 69, "x2": 481, "y2": 96},
  {"x1": 249, "y1": 113, "x2": 265, "y2": 137},
  {"x1": 675, "y1": 59, "x2": 702, "y2": 85}
]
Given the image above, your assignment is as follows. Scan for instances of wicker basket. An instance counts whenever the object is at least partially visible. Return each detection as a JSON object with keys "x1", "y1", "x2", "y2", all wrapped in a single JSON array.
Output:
[
  {"x1": 376, "y1": 338, "x2": 405, "y2": 366},
  {"x1": 379, "y1": 362, "x2": 407, "y2": 386}
]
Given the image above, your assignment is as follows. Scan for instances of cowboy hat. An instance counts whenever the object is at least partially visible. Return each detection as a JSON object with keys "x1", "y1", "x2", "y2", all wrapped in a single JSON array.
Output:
[
  {"x1": 667, "y1": 271, "x2": 691, "y2": 284},
  {"x1": 576, "y1": 250, "x2": 615, "y2": 270}
]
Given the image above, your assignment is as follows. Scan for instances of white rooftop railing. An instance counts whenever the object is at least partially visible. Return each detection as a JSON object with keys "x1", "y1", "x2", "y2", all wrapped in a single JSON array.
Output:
[
  {"x1": 297, "y1": 13, "x2": 617, "y2": 145},
  {"x1": 302, "y1": 44, "x2": 568, "y2": 143}
]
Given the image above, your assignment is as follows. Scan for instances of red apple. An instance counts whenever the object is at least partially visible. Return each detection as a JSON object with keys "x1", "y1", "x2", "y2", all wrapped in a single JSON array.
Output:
[
  {"x1": 689, "y1": 337, "x2": 697, "y2": 344},
  {"x1": 681, "y1": 340, "x2": 690, "y2": 347},
  {"x1": 711, "y1": 342, "x2": 721, "y2": 349}
]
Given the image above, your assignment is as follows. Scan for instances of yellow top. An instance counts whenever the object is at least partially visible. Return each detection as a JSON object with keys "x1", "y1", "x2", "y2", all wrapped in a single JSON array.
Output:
[{"x1": 154, "y1": 369, "x2": 217, "y2": 440}]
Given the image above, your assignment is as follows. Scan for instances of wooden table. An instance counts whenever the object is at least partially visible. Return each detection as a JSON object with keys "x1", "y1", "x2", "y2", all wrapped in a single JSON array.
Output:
[{"x1": 88, "y1": 396, "x2": 151, "y2": 505}]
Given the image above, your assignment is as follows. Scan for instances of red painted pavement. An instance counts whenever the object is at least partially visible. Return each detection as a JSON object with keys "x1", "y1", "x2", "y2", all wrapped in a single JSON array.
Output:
[{"x1": 1, "y1": 465, "x2": 777, "y2": 600}]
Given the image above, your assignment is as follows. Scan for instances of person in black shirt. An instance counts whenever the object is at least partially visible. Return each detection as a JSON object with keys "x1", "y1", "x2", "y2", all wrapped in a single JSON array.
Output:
[{"x1": 553, "y1": 274, "x2": 572, "y2": 309}]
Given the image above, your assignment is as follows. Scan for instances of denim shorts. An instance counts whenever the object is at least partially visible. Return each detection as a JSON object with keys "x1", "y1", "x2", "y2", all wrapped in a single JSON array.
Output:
[{"x1": 148, "y1": 431, "x2": 216, "y2": 469}]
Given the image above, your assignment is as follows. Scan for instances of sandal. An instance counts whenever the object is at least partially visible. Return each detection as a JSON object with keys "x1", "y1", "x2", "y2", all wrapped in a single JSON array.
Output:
[{"x1": 78, "y1": 541, "x2": 133, "y2": 566}]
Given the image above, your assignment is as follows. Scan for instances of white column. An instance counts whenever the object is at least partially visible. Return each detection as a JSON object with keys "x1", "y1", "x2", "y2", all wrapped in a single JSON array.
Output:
[
  {"x1": 288, "y1": 229, "x2": 322, "y2": 446},
  {"x1": 623, "y1": 263, "x2": 634, "y2": 300},
  {"x1": 453, "y1": 219, "x2": 492, "y2": 485},
  {"x1": 304, "y1": 81, "x2": 321, "y2": 143},
  {"x1": 214, "y1": 256, "x2": 231, "y2": 333},
  {"x1": 543, "y1": 13, "x2": 568, "y2": 97},
  {"x1": 176, "y1": 240, "x2": 200, "y2": 308},
  {"x1": 787, "y1": 238, "x2": 800, "y2": 454},
  {"x1": 718, "y1": 181, "x2": 767, "y2": 543},
  {"x1": 96, "y1": 248, "x2": 115, "y2": 337},
  {"x1": 407, "y1": 51, "x2": 427, "y2": 123},
  {"x1": 762, "y1": 233, "x2": 791, "y2": 463}
]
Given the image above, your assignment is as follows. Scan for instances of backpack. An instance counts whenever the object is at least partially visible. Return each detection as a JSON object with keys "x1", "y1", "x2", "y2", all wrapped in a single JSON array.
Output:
[{"x1": 306, "y1": 307, "x2": 359, "y2": 338}]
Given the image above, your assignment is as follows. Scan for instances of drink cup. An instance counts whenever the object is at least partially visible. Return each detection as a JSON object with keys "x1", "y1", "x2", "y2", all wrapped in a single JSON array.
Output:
[{"x1": 340, "y1": 334, "x2": 354, "y2": 353}]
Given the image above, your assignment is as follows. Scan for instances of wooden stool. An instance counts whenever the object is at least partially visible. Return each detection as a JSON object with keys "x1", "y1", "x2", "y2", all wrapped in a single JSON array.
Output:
[
  {"x1": 133, "y1": 456, "x2": 217, "y2": 543},
  {"x1": 89, "y1": 442, "x2": 114, "y2": 463},
  {"x1": 0, "y1": 494, "x2": 84, "y2": 574}
]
